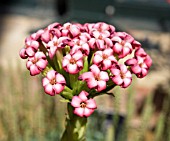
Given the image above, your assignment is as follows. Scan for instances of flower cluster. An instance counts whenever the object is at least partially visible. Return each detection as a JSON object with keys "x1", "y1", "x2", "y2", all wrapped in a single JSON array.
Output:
[{"x1": 19, "y1": 22, "x2": 152, "y2": 117}]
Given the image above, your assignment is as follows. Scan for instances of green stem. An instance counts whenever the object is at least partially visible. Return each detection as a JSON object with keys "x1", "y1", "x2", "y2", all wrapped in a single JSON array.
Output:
[{"x1": 60, "y1": 103, "x2": 87, "y2": 141}]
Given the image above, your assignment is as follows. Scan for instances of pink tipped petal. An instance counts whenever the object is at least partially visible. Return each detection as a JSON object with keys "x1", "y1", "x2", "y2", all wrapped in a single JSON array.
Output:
[
  {"x1": 79, "y1": 72, "x2": 94, "y2": 81},
  {"x1": 79, "y1": 91, "x2": 88, "y2": 101},
  {"x1": 42, "y1": 78, "x2": 50, "y2": 87},
  {"x1": 93, "y1": 54, "x2": 103, "y2": 64},
  {"x1": 56, "y1": 74, "x2": 66, "y2": 84},
  {"x1": 122, "y1": 78, "x2": 131, "y2": 88},
  {"x1": 44, "y1": 84, "x2": 54, "y2": 96},
  {"x1": 112, "y1": 36, "x2": 122, "y2": 42},
  {"x1": 102, "y1": 59, "x2": 112, "y2": 70},
  {"x1": 47, "y1": 70, "x2": 56, "y2": 80},
  {"x1": 62, "y1": 58, "x2": 70, "y2": 68},
  {"x1": 135, "y1": 48, "x2": 147, "y2": 57},
  {"x1": 125, "y1": 58, "x2": 137, "y2": 66},
  {"x1": 87, "y1": 78, "x2": 98, "y2": 89},
  {"x1": 84, "y1": 108, "x2": 94, "y2": 117},
  {"x1": 71, "y1": 96, "x2": 82, "y2": 107},
  {"x1": 96, "y1": 39, "x2": 105, "y2": 50},
  {"x1": 119, "y1": 64, "x2": 128, "y2": 73},
  {"x1": 112, "y1": 76, "x2": 123, "y2": 85},
  {"x1": 30, "y1": 65, "x2": 40, "y2": 76},
  {"x1": 67, "y1": 64, "x2": 78, "y2": 74},
  {"x1": 88, "y1": 38, "x2": 96, "y2": 49},
  {"x1": 26, "y1": 61, "x2": 33, "y2": 69},
  {"x1": 19, "y1": 48, "x2": 27, "y2": 59},
  {"x1": 41, "y1": 30, "x2": 50, "y2": 43},
  {"x1": 26, "y1": 47, "x2": 35, "y2": 57},
  {"x1": 113, "y1": 43, "x2": 122, "y2": 53},
  {"x1": 36, "y1": 59, "x2": 47, "y2": 69},
  {"x1": 104, "y1": 38, "x2": 113, "y2": 47},
  {"x1": 70, "y1": 25, "x2": 80, "y2": 37},
  {"x1": 125, "y1": 71, "x2": 132, "y2": 78},
  {"x1": 76, "y1": 60, "x2": 83, "y2": 68},
  {"x1": 86, "y1": 99, "x2": 97, "y2": 109},
  {"x1": 72, "y1": 51, "x2": 83, "y2": 61},
  {"x1": 103, "y1": 48, "x2": 113, "y2": 56},
  {"x1": 131, "y1": 65, "x2": 142, "y2": 74},
  {"x1": 90, "y1": 65, "x2": 100, "y2": 76},
  {"x1": 53, "y1": 83, "x2": 64, "y2": 94},
  {"x1": 97, "y1": 81, "x2": 106, "y2": 91},
  {"x1": 99, "y1": 71, "x2": 109, "y2": 81},
  {"x1": 141, "y1": 69, "x2": 148, "y2": 77},
  {"x1": 74, "y1": 108, "x2": 84, "y2": 117},
  {"x1": 121, "y1": 46, "x2": 131, "y2": 57},
  {"x1": 145, "y1": 56, "x2": 152, "y2": 67},
  {"x1": 111, "y1": 68, "x2": 120, "y2": 75}
]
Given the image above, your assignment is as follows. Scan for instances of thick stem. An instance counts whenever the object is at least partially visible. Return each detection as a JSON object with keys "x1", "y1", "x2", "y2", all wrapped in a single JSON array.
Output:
[{"x1": 60, "y1": 103, "x2": 87, "y2": 141}]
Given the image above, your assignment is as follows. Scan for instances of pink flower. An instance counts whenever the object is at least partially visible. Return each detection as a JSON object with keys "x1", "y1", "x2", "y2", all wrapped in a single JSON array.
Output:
[
  {"x1": 111, "y1": 64, "x2": 132, "y2": 88},
  {"x1": 71, "y1": 91, "x2": 97, "y2": 117},
  {"x1": 112, "y1": 32, "x2": 134, "y2": 58},
  {"x1": 61, "y1": 23, "x2": 80, "y2": 38},
  {"x1": 42, "y1": 70, "x2": 66, "y2": 96},
  {"x1": 26, "y1": 52, "x2": 48, "y2": 76},
  {"x1": 79, "y1": 64, "x2": 109, "y2": 92},
  {"x1": 125, "y1": 48, "x2": 152, "y2": 78},
  {"x1": 41, "y1": 22, "x2": 61, "y2": 43},
  {"x1": 47, "y1": 36, "x2": 70, "y2": 59},
  {"x1": 62, "y1": 51, "x2": 84, "y2": 74},
  {"x1": 88, "y1": 30, "x2": 113, "y2": 50},
  {"x1": 70, "y1": 38, "x2": 90, "y2": 56},
  {"x1": 93, "y1": 48, "x2": 117, "y2": 70},
  {"x1": 19, "y1": 39, "x2": 39, "y2": 59}
]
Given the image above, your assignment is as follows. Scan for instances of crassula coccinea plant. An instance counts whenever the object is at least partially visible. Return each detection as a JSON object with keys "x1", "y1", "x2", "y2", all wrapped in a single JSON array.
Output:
[{"x1": 19, "y1": 22, "x2": 152, "y2": 141}]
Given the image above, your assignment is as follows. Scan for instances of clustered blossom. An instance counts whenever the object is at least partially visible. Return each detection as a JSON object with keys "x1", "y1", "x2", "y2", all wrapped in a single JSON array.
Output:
[
  {"x1": 19, "y1": 22, "x2": 152, "y2": 117},
  {"x1": 71, "y1": 91, "x2": 97, "y2": 117}
]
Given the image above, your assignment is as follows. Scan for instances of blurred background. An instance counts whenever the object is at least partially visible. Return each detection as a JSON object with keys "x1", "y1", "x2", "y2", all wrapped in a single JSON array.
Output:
[{"x1": 0, "y1": 0, "x2": 170, "y2": 141}]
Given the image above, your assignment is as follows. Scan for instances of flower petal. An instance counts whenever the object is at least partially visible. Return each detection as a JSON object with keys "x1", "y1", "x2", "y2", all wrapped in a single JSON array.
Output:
[
  {"x1": 86, "y1": 99, "x2": 97, "y2": 109},
  {"x1": 47, "y1": 70, "x2": 56, "y2": 80},
  {"x1": 30, "y1": 65, "x2": 40, "y2": 76},
  {"x1": 99, "y1": 71, "x2": 109, "y2": 81},
  {"x1": 84, "y1": 108, "x2": 94, "y2": 117},
  {"x1": 53, "y1": 83, "x2": 64, "y2": 94},
  {"x1": 74, "y1": 107, "x2": 84, "y2": 117},
  {"x1": 71, "y1": 96, "x2": 82, "y2": 107},
  {"x1": 97, "y1": 81, "x2": 106, "y2": 91},
  {"x1": 112, "y1": 76, "x2": 123, "y2": 85},
  {"x1": 122, "y1": 78, "x2": 131, "y2": 88},
  {"x1": 79, "y1": 91, "x2": 88, "y2": 101},
  {"x1": 90, "y1": 65, "x2": 100, "y2": 76},
  {"x1": 44, "y1": 84, "x2": 54, "y2": 96},
  {"x1": 67, "y1": 64, "x2": 78, "y2": 74},
  {"x1": 42, "y1": 78, "x2": 50, "y2": 87}
]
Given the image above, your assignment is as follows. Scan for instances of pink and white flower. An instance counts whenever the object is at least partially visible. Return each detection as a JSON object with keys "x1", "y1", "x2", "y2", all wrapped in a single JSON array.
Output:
[
  {"x1": 110, "y1": 64, "x2": 132, "y2": 88},
  {"x1": 125, "y1": 48, "x2": 152, "y2": 78},
  {"x1": 112, "y1": 32, "x2": 134, "y2": 58},
  {"x1": 88, "y1": 30, "x2": 113, "y2": 50},
  {"x1": 70, "y1": 38, "x2": 90, "y2": 56},
  {"x1": 26, "y1": 52, "x2": 48, "y2": 76},
  {"x1": 61, "y1": 23, "x2": 80, "y2": 38},
  {"x1": 47, "y1": 36, "x2": 70, "y2": 59},
  {"x1": 42, "y1": 70, "x2": 66, "y2": 96},
  {"x1": 19, "y1": 38, "x2": 40, "y2": 59},
  {"x1": 41, "y1": 22, "x2": 61, "y2": 43},
  {"x1": 71, "y1": 91, "x2": 97, "y2": 117},
  {"x1": 62, "y1": 51, "x2": 84, "y2": 74},
  {"x1": 93, "y1": 48, "x2": 117, "y2": 70},
  {"x1": 79, "y1": 64, "x2": 109, "y2": 92}
]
